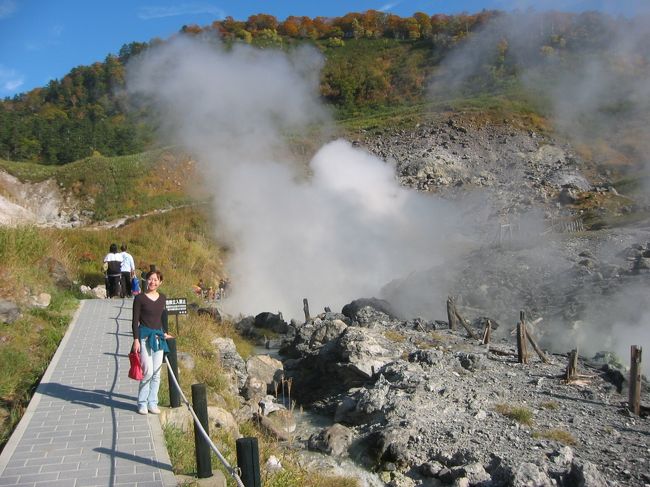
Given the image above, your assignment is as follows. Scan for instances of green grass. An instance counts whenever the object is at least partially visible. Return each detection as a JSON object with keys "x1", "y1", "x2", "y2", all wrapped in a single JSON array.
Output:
[
  {"x1": 384, "y1": 330, "x2": 406, "y2": 343},
  {"x1": 0, "y1": 289, "x2": 76, "y2": 449},
  {"x1": 494, "y1": 403, "x2": 534, "y2": 426},
  {"x1": 0, "y1": 148, "x2": 198, "y2": 222},
  {"x1": 0, "y1": 159, "x2": 59, "y2": 181},
  {"x1": 540, "y1": 401, "x2": 559, "y2": 410},
  {"x1": 532, "y1": 428, "x2": 577, "y2": 445}
]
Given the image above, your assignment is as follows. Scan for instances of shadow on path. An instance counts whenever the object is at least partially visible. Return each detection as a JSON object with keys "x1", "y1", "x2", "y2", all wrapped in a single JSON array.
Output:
[
  {"x1": 94, "y1": 447, "x2": 173, "y2": 471},
  {"x1": 38, "y1": 382, "x2": 135, "y2": 410}
]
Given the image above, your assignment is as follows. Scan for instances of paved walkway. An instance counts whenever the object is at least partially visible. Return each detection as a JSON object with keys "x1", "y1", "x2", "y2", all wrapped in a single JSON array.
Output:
[{"x1": 0, "y1": 299, "x2": 177, "y2": 487}]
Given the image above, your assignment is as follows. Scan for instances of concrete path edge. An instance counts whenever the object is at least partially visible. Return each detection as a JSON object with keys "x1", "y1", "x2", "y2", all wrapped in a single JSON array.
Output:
[
  {"x1": 0, "y1": 300, "x2": 86, "y2": 476},
  {"x1": 0, "y1": 299, "x2": 178, "y2": 486}
]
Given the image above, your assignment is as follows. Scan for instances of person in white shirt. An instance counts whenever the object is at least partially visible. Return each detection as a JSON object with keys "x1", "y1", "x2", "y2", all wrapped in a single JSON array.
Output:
[
  {"x1": 120, "y1": 243, "x2": 136, "y2": 298},
  {"x1": 103, "y1": 243, "x2": 124, "y2": 298}
]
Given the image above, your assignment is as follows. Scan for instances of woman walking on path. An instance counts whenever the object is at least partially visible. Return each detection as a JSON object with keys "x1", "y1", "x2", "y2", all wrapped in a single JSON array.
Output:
[{"x1": 132, "y1": 270, "x2": 172, "y2": 415}]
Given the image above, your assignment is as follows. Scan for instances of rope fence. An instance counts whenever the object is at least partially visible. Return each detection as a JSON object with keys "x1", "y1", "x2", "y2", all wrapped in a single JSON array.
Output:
[{"x1": 164, "y1": 355, "x2": 247, "y2": 487}]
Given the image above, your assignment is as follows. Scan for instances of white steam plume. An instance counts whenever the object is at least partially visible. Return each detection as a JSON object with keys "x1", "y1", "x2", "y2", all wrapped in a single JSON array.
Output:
[
  {"x1": 127, "y1": 35, "x2": 466, "y2": 320},
  {"x1": 428, "y1": 8, "x2": 650, "y2": 370}
]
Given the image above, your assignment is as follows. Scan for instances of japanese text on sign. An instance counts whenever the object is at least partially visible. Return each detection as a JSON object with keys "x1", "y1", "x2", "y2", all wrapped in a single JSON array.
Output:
[{"x1": 166, "y1": 298, "x2": 187, "y2": 315}]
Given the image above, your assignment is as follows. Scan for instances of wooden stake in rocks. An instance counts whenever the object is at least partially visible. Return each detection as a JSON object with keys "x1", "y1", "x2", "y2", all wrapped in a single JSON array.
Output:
[
  {"x1": 482, "y1": 319, "x2": 492, "y2": 345},
  {"x1": 517, "y1": 311, "x2": 529, "y2": 364},
  {"x1": 629, "y1": 345, "x2": 642, "y2": 416},
  {"x1": 447, "y1": 296, "x2": 459, "y2": 330},
  {"x1": 565, "y1": 348, "x2": 578, "y2": 381}
]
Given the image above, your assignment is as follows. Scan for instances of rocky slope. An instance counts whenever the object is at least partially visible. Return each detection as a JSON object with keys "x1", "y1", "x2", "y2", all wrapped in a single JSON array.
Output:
[
  {"x1": 356, "y1": 113, "x2": 650, "y2": 357},
  {"x1": 223, "y1": 303, "x2": 649, "y2": 487},
  {"x1": 0, "y1": 170, "x2": 84, "y2": 227},
  {"x1": 210, "y1": 114, "x2": 650, "y2": 486}
]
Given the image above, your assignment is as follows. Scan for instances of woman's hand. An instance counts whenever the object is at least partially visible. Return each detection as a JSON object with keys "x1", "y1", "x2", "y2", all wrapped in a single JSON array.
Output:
[
  {"x1": 164, "y1": 333, "x2": 174, "y2": 339},
  {"x1": 132, "y1": 339, "x2": 140, "y2": 353}
]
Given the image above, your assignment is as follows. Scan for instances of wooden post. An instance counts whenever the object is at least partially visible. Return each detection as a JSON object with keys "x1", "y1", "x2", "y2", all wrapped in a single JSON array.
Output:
[
  {"x1": 447, "y1": 296, "x2": 459, "y2": 330},
  {"x1": 629, "y1": 345, "x2": 642, "y2": 416},
  {"x1": 192, "y1": 384, "x2": 212, "y2": 479},
  {"x1": 447, "y1": 296, "x2": 477, "y2": 338},
  {"x1": 565, "y1": 348, "x2": 578, "y2": 381},
  {"x1": 458, "y1": 311, "x2": 478, "y2": 339},
  {"x1": 303, "y1": 298, "x2": 310, "y2": 322},
  {"x1": 482, "y1": 319, "x2": 491, "y2": 345},
  {"x1": 517, "y1": 322, "x2": 528, "y2": 364},
  {"x1": 236, "y1": 437, "x2": 261, "y2": 487},
  {"x1": 526, "y1": 327, "x2": 548, "y2": 363},
  {"x1": 516, "y1": 312, "x2": 528, "y2": 364},
  {"x1": 166, "y1": 338, "x2": 181, "y2": 408}
]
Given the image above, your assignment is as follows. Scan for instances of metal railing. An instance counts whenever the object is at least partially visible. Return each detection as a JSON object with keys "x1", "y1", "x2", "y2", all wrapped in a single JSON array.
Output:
[{"x1": 163, "y1": 353, "x2": 247, "y2": 487}]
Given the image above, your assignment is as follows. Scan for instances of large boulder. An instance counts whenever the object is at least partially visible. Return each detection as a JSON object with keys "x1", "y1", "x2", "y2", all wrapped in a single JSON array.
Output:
[
  {"x1": 212, "y1": 337, "x2": 247, "y2": 391},
  {"x1": 245, "y1": 355, "x2": 284, "y2": 394},
  {"x1": 309, "y1": 319, "x2": 348, "y2": 348},
  {"x1": 308, "y1": 423, "x2": 354, "y2": 457},
  {"x1": 29, "y1": 293, "x2": 51, "y2": 308},
  {"x1": 567, "y1": 460, "x2": 608, "y2": 487},
  {"x1": 342, "y1": 298, "x2": 396, "y2": 323},
  {"x1": 208, "y1": 406, "x2": 240, "y2": 438},
  {"x1": 254, "y1": 312, "x2": 289, "y2": 334},
  {"x1": 92, "y1": 285, "x2": 107, "y2": 299},
  {"x1": 337, "y1": 327, "x2": 398, "y2": 380}
]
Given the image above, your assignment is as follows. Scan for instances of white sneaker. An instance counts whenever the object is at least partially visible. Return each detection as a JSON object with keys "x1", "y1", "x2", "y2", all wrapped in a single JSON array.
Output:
[
  {"x1": 148, "y1": 406, "x2": 161, "y2": 414},
  {"x1": 137, "y1": 406, "x2": 148, "y2": 415}
]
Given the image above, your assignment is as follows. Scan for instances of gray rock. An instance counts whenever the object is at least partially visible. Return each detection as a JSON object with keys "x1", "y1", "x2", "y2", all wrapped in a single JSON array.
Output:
[
  {"x1": 455, "y1": 352, "x2": 486, "y2": 371},
  {"x1": 29, "y1": 292, "x2": 51, "y2": 308},
  {"x1": 212, "y1": 337, "x2": 247, "y2": 390},
  {"x1": 310, "y1": 319, "x2": 347, "y2": 348},
  {"x1": 511, "y1": 462, "x2": 553, "y2": 487},
  {"x1": 549, "y1": 446, "x2": 574, "y2": 466},
  {"x1": 0, "y1": 299, "x2": 20, "y2": 324},
  {"x1": 308, "y1": 423, "x2": 354, "y2": 457},
  {"x1": 92, "y1": 285, "x2": 107, "y2": 299},
  {"x1": 567, "y1": 460, "x2": 608, "y2": 487}
]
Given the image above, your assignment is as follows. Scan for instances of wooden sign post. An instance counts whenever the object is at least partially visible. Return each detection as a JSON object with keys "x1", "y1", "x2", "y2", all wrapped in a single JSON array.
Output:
[{"x1": 166, "y1": 297, "x2": 188, "y2": 335}]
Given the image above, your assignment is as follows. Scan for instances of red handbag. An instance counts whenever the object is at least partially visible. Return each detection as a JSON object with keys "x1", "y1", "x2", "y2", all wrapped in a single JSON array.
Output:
[{"x1": 128, "y1": 351, "x2": 144, "y2": 380}]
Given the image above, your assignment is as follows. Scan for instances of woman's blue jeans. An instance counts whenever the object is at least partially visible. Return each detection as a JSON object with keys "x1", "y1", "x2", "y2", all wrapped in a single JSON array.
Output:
[{"x1": 137, "y1": 338, "x2": 164, "y2": 409}]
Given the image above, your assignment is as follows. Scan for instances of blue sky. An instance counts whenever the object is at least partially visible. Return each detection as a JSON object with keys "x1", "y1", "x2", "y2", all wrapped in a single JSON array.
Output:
[{"x1": 0, "y1": 0, "x2": 646, "y2": 98}]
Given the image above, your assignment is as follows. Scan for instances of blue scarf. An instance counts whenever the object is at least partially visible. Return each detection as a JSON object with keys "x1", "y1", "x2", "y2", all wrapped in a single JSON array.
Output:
[{"x1": 139, "y1": 326, "x2": 170, "y2": 353}]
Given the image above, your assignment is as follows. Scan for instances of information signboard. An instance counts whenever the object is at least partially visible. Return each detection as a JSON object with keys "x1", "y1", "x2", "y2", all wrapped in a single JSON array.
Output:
[{"x1": 166, "y1": 298, "x2": 187, "y2": 315}]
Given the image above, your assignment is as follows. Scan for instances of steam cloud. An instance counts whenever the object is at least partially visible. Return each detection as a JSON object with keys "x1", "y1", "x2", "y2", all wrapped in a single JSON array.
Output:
[
  {"x1": 126, "y1": 35, "x2": 466, "y2": 320},
  {"x1": 429, "y1": 8, "x2": 650, "y2": 371}
]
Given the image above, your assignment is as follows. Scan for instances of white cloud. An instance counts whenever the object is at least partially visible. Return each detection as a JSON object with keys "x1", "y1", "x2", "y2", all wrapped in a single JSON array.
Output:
[
  {"x1": 138, "y1": 3, "x2": 225, "y2": 20},
  {"x1": 0, "y1": 0, "x2": 16, "y2": 19},
  {"x1": 0, "y1": 65, "x2": 24, "y2": 93},
  {"x1": 379, "y1": 2, "x2": 399, "y2": 12}
]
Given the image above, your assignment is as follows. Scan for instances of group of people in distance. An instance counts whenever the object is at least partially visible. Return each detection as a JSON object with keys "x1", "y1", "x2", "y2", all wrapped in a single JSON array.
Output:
[
  {"x1": 102, "y1": 243, "x2": 139, "y2": 298},
  {"x1": 192, "y1": 277, "x2": 230, "y2": 301}
]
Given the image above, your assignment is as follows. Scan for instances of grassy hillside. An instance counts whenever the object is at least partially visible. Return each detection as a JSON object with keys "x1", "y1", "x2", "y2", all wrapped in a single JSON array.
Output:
[{"x1": 0, "y1": 148, "x2": 202, "y2": 221}]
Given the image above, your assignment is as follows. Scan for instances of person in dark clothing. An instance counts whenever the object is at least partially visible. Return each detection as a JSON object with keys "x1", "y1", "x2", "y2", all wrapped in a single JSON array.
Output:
[
  {"x1": 103, "y1": 243, "x2": 123, "y2": 298},
  {"x1": 132, "y1": 270, "x2": 173, "y2": 415}
]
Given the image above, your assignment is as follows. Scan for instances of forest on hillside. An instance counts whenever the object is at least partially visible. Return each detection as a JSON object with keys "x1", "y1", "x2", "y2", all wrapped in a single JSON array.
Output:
[{"x1": 0, "y1": 9, "x2": 641, "y2": 164}]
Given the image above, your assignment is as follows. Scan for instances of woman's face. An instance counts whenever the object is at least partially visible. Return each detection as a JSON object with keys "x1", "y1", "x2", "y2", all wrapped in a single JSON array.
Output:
[{"x1": 147, "y1": 274, "x2": 162, "y2": 292}]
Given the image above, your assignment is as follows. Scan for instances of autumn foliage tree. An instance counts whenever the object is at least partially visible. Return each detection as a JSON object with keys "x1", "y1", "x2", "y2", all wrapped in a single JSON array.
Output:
[{"x1": 0, "y1": 9, "x2": 633, "y2": 164}]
